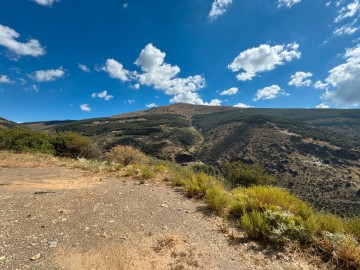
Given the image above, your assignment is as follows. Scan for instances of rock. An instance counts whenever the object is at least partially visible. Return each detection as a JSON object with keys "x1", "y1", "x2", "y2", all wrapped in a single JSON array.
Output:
[
  {"x1": 162, "y1": 225, "x2": 168, "y2": 230},
  {"x1": 49, "y1": 241, "x2": 58, "y2": 248},
  {"x1": 84, "y1": 227, "x2": 90, "y2": 232},
  {"x1": 30, "y1": 253, "x2": 41, "y2": 261},
  {"x1": 61, "y1": 218, "x2": 67, "y2": 222},
  {"x1": 0, "y1": 255, "x2": 5, "y2": 261},
  {"x1": 160, "y1": 204, "x2": 169, "y2": 208}
]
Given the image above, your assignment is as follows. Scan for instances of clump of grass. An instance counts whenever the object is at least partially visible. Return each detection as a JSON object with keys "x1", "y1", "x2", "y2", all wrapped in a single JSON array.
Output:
[
  {"x1": 182, "y1": 172, "x2": 217, "y2": 198},
  {"x1": 205, "y1": 184, "x2": 232, "y2": 215},
  {"x1": 307, "y1": 213, "x2": 345, "y2": 236},
  {"x1": 154, "y1": 234, "x2": 179, "y2": 252},
  {"x1": 125, "y1": 163, "x2": 155, "y2": 181},
  {"x1": 105, "y1": 145, "x2": 148, "y2": 166},
  {"x1": 231, "y1": 186, "x2": 313, "y2": 220},
  {"x1": 345, "y1": 217, "x2": 360, "y2": 241}
]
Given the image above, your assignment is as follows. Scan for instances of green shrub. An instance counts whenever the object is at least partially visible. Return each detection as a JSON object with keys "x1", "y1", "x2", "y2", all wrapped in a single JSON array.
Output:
[
  {"x1": 105, "y1": 145, "x2": 147, "y2": 166},
  {"x1": 231, "y1": 186, "x2": 313, "y2": 220},
  {"x1": 345, "y1": 217, "x2": 360, "y2": 241},
  {"x1": 222, "y1": 162, "x2": 275, "y2": 188},
  {"x1": 0, "y1": 127, "x2": 54, "y2": 154},
  {"x1": 182, "y1": 172, "x2": 217, "y2": 198},
  {"x1": 192, "y1": 163, "x2": 223, "y2": 179},
  {"x1": 205, "y1": 184, "x2": 232, "y2": 215},
  {"x1": 239, "y1": 209, "x2": 308, "y2": 244},
  {"x1": 52, "y1": 132, "x2": 100, "y2": 159},
  {"x1": 307, "y1": 213, "x2": 345, "y2": 235}
]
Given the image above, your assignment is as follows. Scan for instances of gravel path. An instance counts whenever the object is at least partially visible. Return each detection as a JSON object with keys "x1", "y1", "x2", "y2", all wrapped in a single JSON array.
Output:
[{"x1": 0, "y1": 166, "x2": 325, "y2": 270}]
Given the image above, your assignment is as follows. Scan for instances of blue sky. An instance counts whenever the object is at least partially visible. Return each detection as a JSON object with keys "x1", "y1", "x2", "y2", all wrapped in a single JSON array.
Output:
[{"x1": 0, "y1": 0, "x2": 360, "y2": 122}]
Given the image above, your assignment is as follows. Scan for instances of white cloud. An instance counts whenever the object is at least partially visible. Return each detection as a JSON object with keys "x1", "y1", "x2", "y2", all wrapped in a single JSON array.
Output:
[
  {"x1": 78, "y1": 64, "x2": 90, "y2": 72},
  {"x1": 134, "y1": 43, "x2": 208, "y2": 105},
  {"x1": 91, "y1": 90, "x2": 113, "y2": 101},
  {"x1": 334, "y1": 23, "x2": 359, "y2": 35},
  {"x1": 228, "y1": 43, "x2": 301, "y2": 81},
  {"x1": 123, "y1": 2, "x2": 128, "y2": 8},
  {"x1": 0, "y1": 75, "x2": 13, "y2": 84},
  {"x1": 32, "y1": 0, "x2": 59, "y2": 6},
  {"x1": 288, "y1": 71, "x2": 313, "y2": 87},
  {"x1": 146, "y1": 103, "x2": 158, "y2": 108},
  {"x1": 80, "y1": 104, "x2": 91, "y2": 112},
  {"x1": 316, "y1": 103, "x2": 330, "y2": 108},
  {"x1": 277, "y1": 0, "x2": 302, "y2": 8},
  {"x1": 127, "y1": 99, "x2": 135, "y2": 104},
  {"x1": 335, "y1": 0, "x2": 360, "y2": 23},
  {"x1": 220, "y1": 87, "x2": 238, "y2": 96},
  {"x1": 234, "y1": 103, "x2": 253, "y2": 108},
  {"x1": 0, "y1": 24, "x2": 45, "y2": 58},
  {"x1": 314, "y1": 80, "x2": 328, "y2": 89},
  {"x1": 130, "y1": 83, "x2": 140, "y2": 90},
  {"x1": 209, "y1": 0, "x2": 233, "y2": 20},
  {"x1": 102, "y1": 59, "x2": 130, "y2": 81},
  {"x1": 253, "y1": 85, "x2": 288, "y2": 101},
  {"x1": 322, "y1": 44, "x2": 360, "y2": 106},
  {"x1": 32, "y1": 68, "x2": 65, "y2": 82}
]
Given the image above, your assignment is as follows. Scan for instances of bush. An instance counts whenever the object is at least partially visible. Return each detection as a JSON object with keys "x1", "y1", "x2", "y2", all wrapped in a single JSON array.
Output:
[
  {"x1": 205, "y1": 184, "x2": 232, "y2": 215},
  {"x1": 222, "y1": 162, "x2": 275, "y2": 188},
  {"x1": 231, "y1": 186, "x2": 313, "y2": 220},
  {"x1": 105, "y1": 145, "x2": 147, "y2": 166},
  {"x1": 192, "y1": 163, "x2": 223, "y2": 179},
  {"x1": 52, "y1": 132, "x2": 100, "y2": 159},
  {"x1": 307, "y1": 213, "x2": 345, "y2": 235},
  {"x1": 0, "y1": 127, "x2": 54, "y2": 154},
  {"x1": 182, "y1": 172, "x2": 217, "y2": 198}
]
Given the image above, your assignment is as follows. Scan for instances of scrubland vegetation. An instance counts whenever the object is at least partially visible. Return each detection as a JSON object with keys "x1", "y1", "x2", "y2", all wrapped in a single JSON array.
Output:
[{"x1": 0, "y1": 127, "x2": 359, "y2": 269}]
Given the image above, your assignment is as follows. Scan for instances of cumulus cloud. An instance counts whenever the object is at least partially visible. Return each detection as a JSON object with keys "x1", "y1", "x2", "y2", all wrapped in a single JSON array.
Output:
[
  {"x1": 80, "y1": 104, "x2": 91, "y2": 112},
  {"x1": 228, "y1": 43, "x2": 301, "y2": 81},
  {"x1": 220, "y1": 87, "x2": 238, "y2": 96},
  {"x1": 313, "y1": 80, "x2": 328, "y2": 89},
  {"x1": 234, "y1": 103, "x2": 253, "y2": 108},
  {"x1": 32, "y1": 0, "x2": 59, "y2": 6},
  {"x1": 134, "y1": 43, "x2": 210, "y2": 105},
  {"x1": 0, "y1": 24, "x2": 45, "y2": 58},
  {"x1": 334, "y1": 0, "x2": 360, "y2": 23},
  {"x1": 322, "y1": 44, "x2": 360, "y2": 106},
  {"x1": 277, "y1": 0, "x2": 302, "y2": 8},
  {"x1": 0, "y1": 75, "x2": 13, "y2": 84},
  {"x1": 253, "y1": 85, "x2": 288, "y2": 101},
  {"x1": 288, "y1": 71, "x2": 313, "y2": 87},
  {"x1": 146, "y1": 103, "x2": 158, "y2": 108},
  {"x1": 78, "y1": 64, "x2": 90, "y2": 72},
  {"x1": 31, "y1": 68, "x2": 65, "y2": 82},
  {"x1": 91, "y1": 90, "x2": 113, "y2": 101},
  {"x1": 102, "y1": 59, "x2": 130, "y2": 81},
  {"x1": 334, "y1": 23, "x2": 359, "y2": 35},
  {"x1": 209, "y1": 0, "x2": 233, "y2": 20},
  {"x1": 316, "y1": 103, "x2": 330, "y2": 108}
]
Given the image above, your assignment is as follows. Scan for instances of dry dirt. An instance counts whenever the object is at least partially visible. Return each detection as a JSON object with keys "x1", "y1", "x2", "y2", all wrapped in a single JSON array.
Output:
[{"x1": 0, "y1": 157, "x2": 330, "y2": 270}]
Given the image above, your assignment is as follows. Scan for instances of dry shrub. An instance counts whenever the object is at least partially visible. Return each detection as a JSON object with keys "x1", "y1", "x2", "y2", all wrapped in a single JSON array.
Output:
[
  {"x1": 105, "y1": 145, "x2": 148, "y2": 166},
  {"x1": 315, "y1": 232, "x2": 360, "y2": 269},
  {"x1": 154, "y1": 234, "x2": 179, "y2": 252}
]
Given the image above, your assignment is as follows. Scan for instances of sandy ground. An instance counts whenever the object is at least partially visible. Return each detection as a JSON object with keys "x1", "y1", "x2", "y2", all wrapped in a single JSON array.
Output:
[{"x1": 0, "y1": 161, "x2": 328, "y2": 269}]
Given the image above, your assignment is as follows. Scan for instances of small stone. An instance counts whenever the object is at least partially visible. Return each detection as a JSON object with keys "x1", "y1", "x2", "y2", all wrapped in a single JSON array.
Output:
[
  {"x1": 160, "y1": 204, "x2": 169, "y2": 208},
  {"x1": 84, "y1": 227, "x2": 90, "y2": 232},
  {"x1": 61, "y1": 218, "x2": 67, "y2": 222},
  {"x1": 162, "y1": 225, "x2": 168, "y2": 230},
  {"x1": 30, "y1": 253, "x2": 41, "y2": 261},
  {"x1": 49, "y1": 241, "x2": 58, "y2": 248},
  {"x1": 0, "y1": 256, "x2": 5, "y2": 261},
  {"x1": 109, "y1": 220, "x2": 115, "y2": 223}
]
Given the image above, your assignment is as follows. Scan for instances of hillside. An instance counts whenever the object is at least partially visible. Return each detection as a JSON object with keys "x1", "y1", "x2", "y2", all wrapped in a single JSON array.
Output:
[
  {"x1": 20, "y1": 104, "x2": 360, "y2": 216},
  {"x1": 0, "y1": 117, "x2": 17, "y2": 129}
]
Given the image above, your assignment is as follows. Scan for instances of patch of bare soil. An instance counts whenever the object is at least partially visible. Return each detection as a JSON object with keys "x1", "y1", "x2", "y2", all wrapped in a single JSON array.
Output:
[{"x1": 0, "y1": 163, "x2": 328, "y2": 269}]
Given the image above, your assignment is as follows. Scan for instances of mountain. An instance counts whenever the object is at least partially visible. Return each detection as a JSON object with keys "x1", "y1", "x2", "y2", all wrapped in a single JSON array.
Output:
[
  {"x1": 22, "y1": 104, "x2": 360, "y2": 216},
  {"x1": 0, "y1": 117, "x2": 17, "y2": 129}
]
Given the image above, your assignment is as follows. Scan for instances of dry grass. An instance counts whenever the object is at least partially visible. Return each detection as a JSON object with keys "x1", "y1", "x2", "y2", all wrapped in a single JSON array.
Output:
[{"x1": 154, "y1": 234, "x2": 179, "y2": 252}]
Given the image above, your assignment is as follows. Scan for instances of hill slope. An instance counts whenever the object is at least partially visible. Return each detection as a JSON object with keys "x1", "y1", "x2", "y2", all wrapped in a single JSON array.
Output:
[
  {"x1": 20, "y1": 104, "x2": 360, "y2": 216},
  {"x1": 0, "y1": 117, "x2": 17, "y2": 129}
]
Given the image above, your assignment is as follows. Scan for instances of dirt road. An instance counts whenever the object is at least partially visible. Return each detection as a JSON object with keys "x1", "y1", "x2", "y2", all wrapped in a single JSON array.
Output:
[{"x1": 0, "y1": 163, "x2": 325, "y2": 269}]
